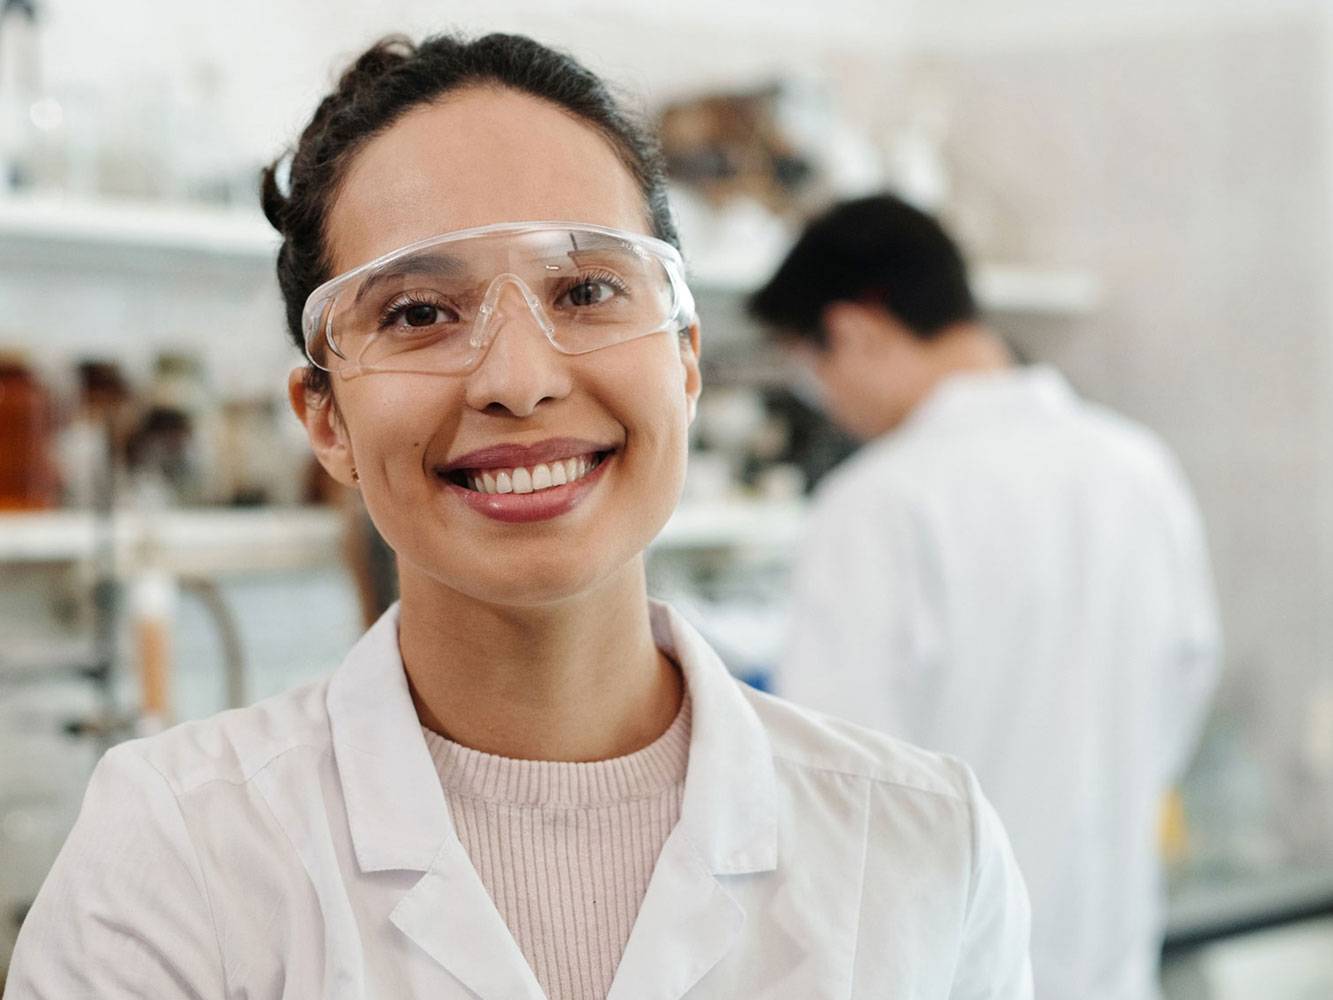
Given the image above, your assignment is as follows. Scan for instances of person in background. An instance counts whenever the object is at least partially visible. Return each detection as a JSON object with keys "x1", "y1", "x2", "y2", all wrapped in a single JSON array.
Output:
[
  {"x1": 6, "y1": 39, "x2": 1031, "y2": 998},
  {"x1": 749, "y1": 194, "x2": 1221, "y2": 1000}
]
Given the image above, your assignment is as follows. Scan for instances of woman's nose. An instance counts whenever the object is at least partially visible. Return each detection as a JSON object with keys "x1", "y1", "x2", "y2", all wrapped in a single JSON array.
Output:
[{"x1": 462, "y1": 284, "x2": 574, "y2": 417}]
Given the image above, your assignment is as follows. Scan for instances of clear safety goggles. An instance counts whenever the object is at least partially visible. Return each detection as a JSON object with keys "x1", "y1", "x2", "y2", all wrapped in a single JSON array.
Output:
[{"x1": 301, "y1": 221, "x2": 696, "y2": 377}]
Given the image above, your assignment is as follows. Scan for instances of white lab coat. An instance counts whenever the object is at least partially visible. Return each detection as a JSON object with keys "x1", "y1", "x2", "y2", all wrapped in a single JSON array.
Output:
[
  {"x1": 780, "y1": 367, "x2": 1221, "y2": 1000},
  {"x1": 8, "y1": 600, "x2": 1032, "y2": 999}
]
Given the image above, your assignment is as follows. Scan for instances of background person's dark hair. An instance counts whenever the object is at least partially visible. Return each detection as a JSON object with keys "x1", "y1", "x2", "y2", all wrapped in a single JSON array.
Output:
[
  {"x1": 261, "y1": 32, "x2": 678, "y2": 395},
  {"x1": 748, "y1": 193, "x2": 978, "y2": 345}
]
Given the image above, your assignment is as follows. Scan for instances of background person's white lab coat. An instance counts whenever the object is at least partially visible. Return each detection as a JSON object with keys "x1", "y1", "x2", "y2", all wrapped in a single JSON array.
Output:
[
  {"x1": 780, "y1": 366, "x2": 1221, "y2": 1000},
  {"x1": 8, "y1": 601, "x2": 1032, "y2": 999}
]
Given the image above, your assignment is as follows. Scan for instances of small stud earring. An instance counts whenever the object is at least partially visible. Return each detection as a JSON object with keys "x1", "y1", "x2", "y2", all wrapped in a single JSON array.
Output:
[{"x1": 351, "y1": 466, "x2": 359, "y2": 483}]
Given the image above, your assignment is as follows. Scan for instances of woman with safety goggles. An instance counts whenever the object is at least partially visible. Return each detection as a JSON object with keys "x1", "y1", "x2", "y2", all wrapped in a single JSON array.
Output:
[{"x1": 8, "y1": 33, "x2": 1032, "y2": 1000}]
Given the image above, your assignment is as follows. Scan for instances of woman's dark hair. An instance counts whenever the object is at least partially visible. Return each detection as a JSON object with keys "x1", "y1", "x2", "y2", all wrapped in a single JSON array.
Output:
[
  {"x1": 748, "y1": 193, "x2": 977, "y2": 346},
  {"x1": 261, "y1": 32, "x2": 678, "y2": 394}
]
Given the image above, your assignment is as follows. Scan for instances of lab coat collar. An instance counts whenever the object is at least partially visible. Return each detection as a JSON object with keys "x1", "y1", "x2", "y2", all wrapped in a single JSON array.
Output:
[
  {"x1": 326, "y1": 604, "x2": 452, "y2": 874},
  {"x1": 907, "y1": 364, "x2": 1075, "y2": 432},
  {"x1": 648, "y1": 599, "x2": 779, "y2": 875},
  {"x1": 326, "y1": 600, "x2": 779, "y2": 878}
]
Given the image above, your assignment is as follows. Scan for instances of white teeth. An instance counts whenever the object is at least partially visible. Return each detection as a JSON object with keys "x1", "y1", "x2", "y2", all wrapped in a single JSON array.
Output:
[{"x1": 459, "y1": 453, "x2": 604, "y2": 495}]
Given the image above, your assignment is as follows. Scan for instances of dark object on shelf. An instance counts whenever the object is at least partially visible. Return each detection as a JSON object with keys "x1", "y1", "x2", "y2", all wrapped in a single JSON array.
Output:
[
  {"x1": 0, "y1": 353, "x2": 59, "y2": 510},
  {"x1": 760, "y1": 386, "x2": 858, "y2": 494},
  {"x1": 658, "y1": 84, "x2": 817, "y2": 217}
]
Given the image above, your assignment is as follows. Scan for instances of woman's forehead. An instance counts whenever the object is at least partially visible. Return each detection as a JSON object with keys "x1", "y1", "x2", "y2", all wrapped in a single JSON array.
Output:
[{"x1": 327, "y1": 88, "x2": 650, "y2": 274}]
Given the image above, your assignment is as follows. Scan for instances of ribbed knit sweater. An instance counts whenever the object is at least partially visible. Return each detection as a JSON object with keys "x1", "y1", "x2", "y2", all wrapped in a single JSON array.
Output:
[{"x1": 420, "y1": 695, "x2": 691, "y2": 1000}]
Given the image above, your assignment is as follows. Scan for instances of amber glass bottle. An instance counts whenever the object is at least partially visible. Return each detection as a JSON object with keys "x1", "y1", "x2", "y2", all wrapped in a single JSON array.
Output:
[{"x1": 0, "y1": 353, "x2": 58, "y2": 510}]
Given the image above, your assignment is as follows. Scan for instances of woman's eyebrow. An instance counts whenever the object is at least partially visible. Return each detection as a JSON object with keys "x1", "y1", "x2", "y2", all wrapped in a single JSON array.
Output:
[{"x1": 353, "y1": 251, "x2": 473, "y2": 304}]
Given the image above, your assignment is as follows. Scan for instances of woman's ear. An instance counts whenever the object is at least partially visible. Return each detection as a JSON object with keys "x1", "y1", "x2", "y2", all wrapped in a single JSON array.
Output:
[
  {"x1": 287, "y1": 368, "x2": 357, "y2": 487},
  {"x1": 679, "y1": 323, "x2": 702, "y2": 424}
]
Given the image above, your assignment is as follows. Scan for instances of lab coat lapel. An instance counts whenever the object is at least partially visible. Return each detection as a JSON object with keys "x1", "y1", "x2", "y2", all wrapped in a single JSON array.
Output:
[
  {"x1": 329, "y1": 604, "x2": 544, "y2": 997},
  {"x1": 605, "y1": 829, "x2": 744, "y2": 1000},
  {"x1": 327, "y1": 604, "x2": 450, "y2": 874},
  {"x1": 390, "y1": 837, "x2": 546, "y2": 1000},
  {"x1": 603, "y1": 604, "x2": 780, "y2": 999}
]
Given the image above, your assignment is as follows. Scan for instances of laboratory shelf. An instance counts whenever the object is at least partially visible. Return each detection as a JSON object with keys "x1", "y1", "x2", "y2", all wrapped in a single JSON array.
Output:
[
  {"x1": 656, "y1": 498, "x2": 806, "y2": 550},
  {"x1": 0, "y1": 193, "x2": 278, "y2": 263},
  {"x1": 0, "y1": 507, "x2": 343, "y2": 575},
  {"x1": 0, "y1": 194, "x2": 1101, "y2": 315},
  {"x1": 970, "y1": 264, "x2": 1102, "y2": 316},
  {"x1": 0, "y1": 498, "x2": 806, "y2": 573}
]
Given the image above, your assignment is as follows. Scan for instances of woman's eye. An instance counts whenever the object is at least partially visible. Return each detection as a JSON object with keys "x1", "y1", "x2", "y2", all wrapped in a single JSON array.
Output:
[
  {"x1": 565, "y1": 279, "x2": 618, "y2": 308},
  {"x1": 403, "y1": 303, "x2": 443, "y2": 326},
  {"x1": 380, "y1": 298, "x2": 459, "y2": 331}
]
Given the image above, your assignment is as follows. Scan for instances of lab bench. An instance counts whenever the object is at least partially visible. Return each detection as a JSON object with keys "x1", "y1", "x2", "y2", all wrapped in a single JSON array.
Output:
[{"x1": 1164, "y1": 863, "x2": 1333, "y2": 955}]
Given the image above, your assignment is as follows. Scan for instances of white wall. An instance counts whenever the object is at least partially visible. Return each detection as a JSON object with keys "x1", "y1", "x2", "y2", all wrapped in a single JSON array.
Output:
[{"x1": 920, "y1": 8, "x2": 1333, "y2": 858}]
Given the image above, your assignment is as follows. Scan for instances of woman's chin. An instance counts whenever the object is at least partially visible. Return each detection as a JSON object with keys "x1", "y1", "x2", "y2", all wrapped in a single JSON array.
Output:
[{"x1": 411, "y1": 548, "x2": 638, "y2": 610}]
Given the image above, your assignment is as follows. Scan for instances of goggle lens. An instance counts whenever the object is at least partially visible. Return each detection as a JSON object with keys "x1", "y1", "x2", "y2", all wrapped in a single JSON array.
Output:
[{"x1": 304, "y1": 225, "x2": 689, "y2": 376}]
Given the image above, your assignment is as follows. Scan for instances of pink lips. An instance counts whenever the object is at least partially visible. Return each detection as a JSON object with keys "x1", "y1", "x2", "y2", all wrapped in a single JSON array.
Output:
[{"x1": 436, "y1": 437, "x2": 616, "y2": 524}]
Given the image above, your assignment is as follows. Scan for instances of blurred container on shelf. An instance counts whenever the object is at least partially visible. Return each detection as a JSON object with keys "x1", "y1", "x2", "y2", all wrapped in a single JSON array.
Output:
[
  {"x1": 0, "y1": 0, "x2": 42, "y2": 192},
  {"x1": 217, "y1": 395, "x2": 306, "y2": 507},
  {"x1": 54, "y1": 359, "x2": 131, "y2": 509},
  {"x1": 0, "y1": 350, "x2": 58, "y2": 510},
  {"x1": 126, "y1": 350, "x2": 216, "y2": 507},
  {"x1": 161, "y1": 60, "x2": 256, "y2": 207},
  {"x1": 0, "y1": 0, "x2": 76, "y2": 196},
  {"x1": 659, "y1": 79, "x2": 881, "y2": 221},
  {"x1": 659, "y1": 79, "x2": 883, "y2": 291}
]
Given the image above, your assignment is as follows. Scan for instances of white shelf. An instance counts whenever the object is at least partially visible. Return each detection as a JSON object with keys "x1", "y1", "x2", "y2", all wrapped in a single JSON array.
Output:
[
  {"x1": 0, "y1": 507, "x2": 343, "y2": 575},
  {"x1": 972, "y1": 264, "x2": 1103, "y2": 316},
  {"x1": 656, "y1": 498, "x2": 806, "y2": 551},
  {"x1": 0, "y1": 193, "x2": 278, "y2": 262},
  {"x1": 0, "y1": 195, "x2": 1101, "y2": 315},
  {"x1": 0, "y1": 499, "x2": 805, "y2": 572}
]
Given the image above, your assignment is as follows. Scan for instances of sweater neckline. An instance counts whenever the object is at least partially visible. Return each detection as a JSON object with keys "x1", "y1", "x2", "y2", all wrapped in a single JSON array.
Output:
[{"x1": 421, "y1": 694, "x2": 691, "y2": 808}]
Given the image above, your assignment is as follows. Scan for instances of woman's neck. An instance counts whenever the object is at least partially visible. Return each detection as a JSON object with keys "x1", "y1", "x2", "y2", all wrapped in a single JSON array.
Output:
[{"x1": 396, "y1": 559, "x2": 683, "y2": 762}]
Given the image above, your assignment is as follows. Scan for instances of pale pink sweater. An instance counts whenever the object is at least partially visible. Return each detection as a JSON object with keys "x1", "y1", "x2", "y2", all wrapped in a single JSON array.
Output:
[{"x1": 421, "y1": 695, "x2": 691, "y2": 1000}]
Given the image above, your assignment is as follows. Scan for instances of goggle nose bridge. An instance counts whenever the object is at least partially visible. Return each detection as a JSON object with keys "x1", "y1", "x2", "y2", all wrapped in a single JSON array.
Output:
[{"x1": 470, "y1": 272, "x2": 560, "y2": 358}]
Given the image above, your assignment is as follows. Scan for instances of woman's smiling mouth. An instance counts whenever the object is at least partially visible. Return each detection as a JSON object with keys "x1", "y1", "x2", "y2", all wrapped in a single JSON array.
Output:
[
  {"x1": 435, "y1": 438, "x2": 617, "y2": 522},
  {"x1": 452, "y1": 452, "x2": 607, "y2": 494}
]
